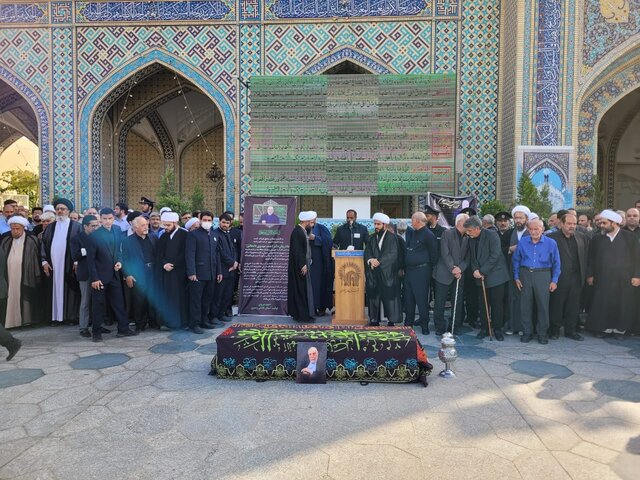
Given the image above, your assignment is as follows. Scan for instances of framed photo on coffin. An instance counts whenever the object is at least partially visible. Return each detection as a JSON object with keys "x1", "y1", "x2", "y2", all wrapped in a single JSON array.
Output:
[{"x1": 296, "y1": 341, "x2": 327, "y2": 384}]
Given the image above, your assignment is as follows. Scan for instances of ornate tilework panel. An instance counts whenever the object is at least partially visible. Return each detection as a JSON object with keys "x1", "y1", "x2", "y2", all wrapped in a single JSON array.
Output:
[
  {"x1": 0, "y1": 29, "x2": 51, "y2": 106},
  {"x1": 577, "y1": 62, "x2": 640, "y2": 206},
  {"x1": 562, "y1": 0, "x2": 576, "y2": 144},
  {"x1": 76, "y1": 1, "x2": 235, "y2": 22},
  {"x1": 518, "y1": 146, "x2": 574, "y2": 210},
  {"x1": 264, "y1": 22, "x2": 431, "y2": 75},
  {"x1": 52, "y1": 28, "x2": 75, "y2": 198},
  {"x1": 535, "y1": 0, "x2": 562, "y2": 146},
  {"x1": 239, "y1": 24, "x2": 261, "y2": 207},
  {"x1": 434, "y1": 20, "x2": 457, "y2": 73},
  {"x1": 457, "y1": 0, "x2": 500, "y2": 201},
  {"x1": 51, "y1": 1, "x2": 73, "y2": 23},
  {"x1": 582, "y1": 0, "x2": 639, "y2": 70},
  {"x1": 148, "y1": 111, "x2": 175, "y2": 162},
  {"x1": 100, "y1": 117, "x2": 114, "y2": 208},
  {"x1": 521, "y1": 0, "x2": 534, "y2": 144},
  {"x1": 76, "y1": 25, "x2": 237, "y2": 102},
  {"x1": 0, "y1": 66, "x2": 50, "y2": 202},
  {"x1": 181, "y1": 127, "x2": 224, "y2": 211},
  {"x1": 240, "y1": 0, "x2": 260, "y2": 20},
  {"x1": 303, "y1": 47, "x2": 391, "y2": 74},
  {"x1": 125, "y1": 132, "x2": 164, "y2": 208},
  {"x1": 265, "y1": 0, "x2": 430, "y2": 19},
  {"x1": 434, "y1": 0, "x2": 459, "y2": 17},
  {"x1": 0, "y1": 3, "x2": 47, "y2": 23}
]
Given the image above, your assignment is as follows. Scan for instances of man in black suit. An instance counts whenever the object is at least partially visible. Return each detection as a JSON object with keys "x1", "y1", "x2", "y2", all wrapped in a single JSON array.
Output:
[
  {"x1": 122, "y1": 216, "x2": 158, "y2": 332},
  {"x1": 156, "y1": 211, "x2": 188, "y2": 329},
  {"x1": 71, "y1": 215, "x2": 100, "y2": 338},
  {"x1": 465, "y1": 216, "x2": 510, "y2": 341},
  {"x1": 333, "y1": 209, "x2": 369, "y2": 250},
  {"x1": 210, "y1": 213, "x2": 239, "y2": 324},
  {"x1": 548, "y1": 213, "x2": 588, "y2": 341},
  {"x1": 185, "y1": 211, "x2": 220, "y2": 334},
  {"x1": 87, "y1": 208, "x2": 137, "y2": 341}
]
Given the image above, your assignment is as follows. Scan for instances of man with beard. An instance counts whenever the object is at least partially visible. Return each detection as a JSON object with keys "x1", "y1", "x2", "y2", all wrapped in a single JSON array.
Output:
[
  {"x1": 288, "y1": 211, "x2": 315, "y2": 323},
  {"x1": 586, "y1": 210, "x2": 640, "y2": 339},
  {"x1": 333, "y1": 209, "x2": 369, "y2": 250},
  {"x1": 548, "y1": 213, "x2": 588, "y2": 341},
  {"x1": 210, "y1": 213, "x2": 238, "y2": 324},
  {"x1": 0, "y1": 216, "x2": 43, "y2": 328},
  {"x1": 513, "y1": 219, "x2": 561, "y2": 344},
  {"x1": 71, "y1": 215, "x2": 100, "y2": 337},
  {"x1": 364, "y1": 213, "x2": 404, "y2": 326},
  {"x1": 185, "y1": 211, "x2": 220, "y2": 333},
  {"x1": 404, "y1": 212, "x2": 437, "y2": 332},
  {"x1": 156, "y1": 211, "x2": 188, "y2": 329},
  {"x1": 40, "y1": 198, "x2": 82, "y2": 325},
  {"x1": 308, "y1": 213, "x2": 334, "y2": 316},
  {"x1": 122, "y1": 216, "x2": 159, "y2": 332},
  {"x1": 113, "y1": 202, "x2": 129, "y2": 233},
  {"x1": 506, "y1": 205, "x2": 531, "y2": 334},
  {"x1": 87, "y1": 208, "x2": 137, "y2": 341}
]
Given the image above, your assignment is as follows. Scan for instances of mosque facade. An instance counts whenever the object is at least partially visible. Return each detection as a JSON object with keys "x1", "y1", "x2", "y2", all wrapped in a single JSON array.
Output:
[{"x1": 0, "y1": 1, "x2": 638, "y2": 214}]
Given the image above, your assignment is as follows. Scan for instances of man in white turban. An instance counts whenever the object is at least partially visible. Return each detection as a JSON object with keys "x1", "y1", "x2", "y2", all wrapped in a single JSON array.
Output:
[
  {"x1": 586, "y1": 210, "x2": 640, "y2": 339},
  {"x1": 0, "y1": 216, "x2": 43, "y2": 328},
  {"x1": 364, "y1": 212, "x2": 404, "y2": 326},
  {"x1": 287, "y1": 212, "x2": 316, "y2": 322},
  {"x1": 506, "y1": 205, "x2": 531, "y2": 335}
]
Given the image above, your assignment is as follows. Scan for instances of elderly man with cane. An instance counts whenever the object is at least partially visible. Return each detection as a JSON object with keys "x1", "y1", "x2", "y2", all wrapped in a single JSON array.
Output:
[
  {"x1": 433, "y1": 213, "x2": 470, "y2": 335},
  {"x1": 464, "y1": 216, "x2": 510, "y2": 341},
  {"x1": 513, "y1": 218, "x2": 561, "y2": 344}
]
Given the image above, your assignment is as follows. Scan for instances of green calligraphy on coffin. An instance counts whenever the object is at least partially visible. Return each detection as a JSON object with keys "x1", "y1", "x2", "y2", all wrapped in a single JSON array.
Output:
[{"x1": 249, "y1": 74, "x2": 456, "y2": 196}]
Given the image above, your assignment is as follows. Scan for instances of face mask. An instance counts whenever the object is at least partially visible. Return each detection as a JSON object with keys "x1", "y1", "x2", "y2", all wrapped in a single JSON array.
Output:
[{"x1": 201, "y1": 221, "x2": 213, "y2": 231}]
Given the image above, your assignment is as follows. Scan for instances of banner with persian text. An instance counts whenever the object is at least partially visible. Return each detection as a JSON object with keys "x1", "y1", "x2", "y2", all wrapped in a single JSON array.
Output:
[
  {"x1": 239, "y1": 196, "x2": 297, "y2": 316},
  {"x1": 419, "y1": 193, "x2": 478, "y2": 228},
  {"x1": 249, "y1": 74, "x2": 456, "y2": 196}
]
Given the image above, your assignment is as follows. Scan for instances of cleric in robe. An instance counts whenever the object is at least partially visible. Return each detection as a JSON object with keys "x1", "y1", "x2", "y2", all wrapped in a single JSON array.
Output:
[
  {"x1": 309, "y1": 214, "x2": 334, "y2": 316},
  {"x1": 0, "y1": 216, "x2": 43, "y2": 328},
  {"x1": 156, "y1": 212, "x2": 188, "y2": 329},
  {"x1": 364, "y1": 213, "x2": 405, "y2": 326},
  {"x1": 287, "y1": 211, "x2": 315, "y2": 322},
  {"x1": 585, "y1": 210, "x2": 640, "y2": 339},
  {"x1": 40, "y1": 198, "x2": 82, "y2": 324}
]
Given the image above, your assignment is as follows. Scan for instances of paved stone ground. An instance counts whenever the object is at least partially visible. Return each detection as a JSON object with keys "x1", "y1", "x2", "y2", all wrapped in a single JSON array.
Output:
[{"x1": 1, "y1": 316, "x2": 639, "y2": 480}]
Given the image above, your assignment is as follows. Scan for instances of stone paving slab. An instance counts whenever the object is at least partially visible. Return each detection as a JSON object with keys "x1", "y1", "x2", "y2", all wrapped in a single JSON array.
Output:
[{"x1": 0, "y1": 318, "x2": 639, "y2": 479}]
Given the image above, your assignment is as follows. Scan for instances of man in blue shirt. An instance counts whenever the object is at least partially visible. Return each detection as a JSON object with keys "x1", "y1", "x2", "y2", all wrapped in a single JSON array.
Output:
[{"x1": 513, "y1": 218, "x2": 561, "y2": 344}]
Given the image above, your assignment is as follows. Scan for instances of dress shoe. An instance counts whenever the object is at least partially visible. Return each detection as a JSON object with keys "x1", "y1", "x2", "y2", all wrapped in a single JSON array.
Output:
[
  {"x1": 494, "y1": 330, "x2": 504, "y2": 341},
  {"x1": 369, "y1": 322, "x2": 380, "y2": 327},
  {"x1": 200, "y1": 322, "x2": 216, "y2": 329},
  {"x1": 92, "y1": 334, "x2": 103, "y2": 343},
  {"x1": 435, "y1": 330, "x2": 444, "y2": 336},
  {"x1": 6, "y1": 339, "x2": 22, "y2": 361},
  {"x1": 387, "y1": 322, "x2": 395, "y2": 327},
  {"x1": 613, "y1": 333, "x2": 625, "y2": 341},
  {"x1": 79, "y1": 329, "x2": 91, "y2": 338},
  {"x1": 190, "y1": 326, "x2": 204, "y2": 334},
  {"x1": 476, "y1": 329, "x2": 489, "y2": 339},
  {"x1": 116, "y1": 329, "x2": 138, "y2": 337},
  {"x1": 504, "y1": 329, "x2": 514, "y2": 335},
  {"x1": 520, "y1": 334, "x2": 533, "y2": 343},
  {"x1": 421, "y1": 327, "x2": 430, "y2": 335},
  {"x1": 219, "y1": 316, "x2": 233, "y2": 323},
  {"x1": 100, "y1": 327, "x2": 111, "y2": 334},
  {"x1": 538, "y1": 335, "x2": 549, "y2": 345},
  {"x1": 565, "y1": 332, "x2": 583, "y2": 341}
]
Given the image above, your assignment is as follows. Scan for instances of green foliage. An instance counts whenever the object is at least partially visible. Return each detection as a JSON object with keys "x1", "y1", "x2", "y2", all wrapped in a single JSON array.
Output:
[
  {"x1": 190, "y1": 184, "x2": 205, "y2": 212},
  {"x1": 0, "y1": 169, "x2": 39, "y2": 207},
  {"x1": 587, "y1": 174, "x2": 605, "y2": 211},
  {"x1": 479, "y1": 199, "x2": 508, "y2": 217},
  {"x1": 157, "y1": 168, "x2": 190, "y2": 214},
  {"x1": 516, "y1": 174, "x2": 553, "y2": 220}
]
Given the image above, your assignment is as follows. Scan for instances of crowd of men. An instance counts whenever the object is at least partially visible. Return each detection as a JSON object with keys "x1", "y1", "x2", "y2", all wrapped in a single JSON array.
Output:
[
  {"x1": 289, "y1": 201, "x2": 640, "y2": 345},
  {"x1": 0, "y1": 196, "x2": 243, "y2": 359}
]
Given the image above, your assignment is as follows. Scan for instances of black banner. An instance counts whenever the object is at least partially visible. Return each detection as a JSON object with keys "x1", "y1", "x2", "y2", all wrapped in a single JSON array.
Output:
[
  {"x1": 239, "y1": 196, "x2": 297, "y2": 316},
  {"x1": 419, "y1": 193, "x2": 478, "y2": 228}
]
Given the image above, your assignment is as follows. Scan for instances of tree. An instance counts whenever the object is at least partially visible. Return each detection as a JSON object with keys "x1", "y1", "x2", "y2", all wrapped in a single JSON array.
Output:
[
  {"x1": 479, "y1": 199, "x2": 508, "y2": 217},
  {"x1": 0, "y1": 169, "x2": 39, "y2": 206},
  {"x1": 190, "y1": 184, "x2": 205, "y2": 212},
  {"x1": 587, "y1": 174, "x2": 605, "y2": 211},
  {"x1": 516, "y1": 174, "x2": 552, "y2": 220},
  {"x1": 156, "y1": 168, "x2": 189, "y2": 214}
]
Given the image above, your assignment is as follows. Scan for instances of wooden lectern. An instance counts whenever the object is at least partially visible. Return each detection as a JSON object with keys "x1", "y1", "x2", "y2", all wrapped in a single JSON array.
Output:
[{"x1": 332, "y1": 250, "x2": 367, "y2": 325}]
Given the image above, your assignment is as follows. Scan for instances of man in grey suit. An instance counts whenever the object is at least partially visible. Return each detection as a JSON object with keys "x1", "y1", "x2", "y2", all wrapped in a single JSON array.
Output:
[
  {"x1": 433, "y1": 213, "x2": 470, "y2": 335},
  {"x1": 548, "y1": 213, "x2": 588, "y2": 341},
  {"x1": 465, "y1": 216, "x2": 510, "y2": 341}
]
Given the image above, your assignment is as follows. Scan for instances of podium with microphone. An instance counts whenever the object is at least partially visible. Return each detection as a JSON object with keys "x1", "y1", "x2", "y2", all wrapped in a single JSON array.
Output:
[{"x1": 332, "y1": 249, "x2": 367, "y2": 325}]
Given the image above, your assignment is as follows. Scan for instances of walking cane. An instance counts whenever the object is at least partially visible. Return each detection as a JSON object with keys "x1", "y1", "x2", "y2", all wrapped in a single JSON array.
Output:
[
  {"x1": 450, "y1": 277, "x2": 460, "y2": 336},
  {"x1": 480, "y1": 277, "x2": 493, "y2": 341}
]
